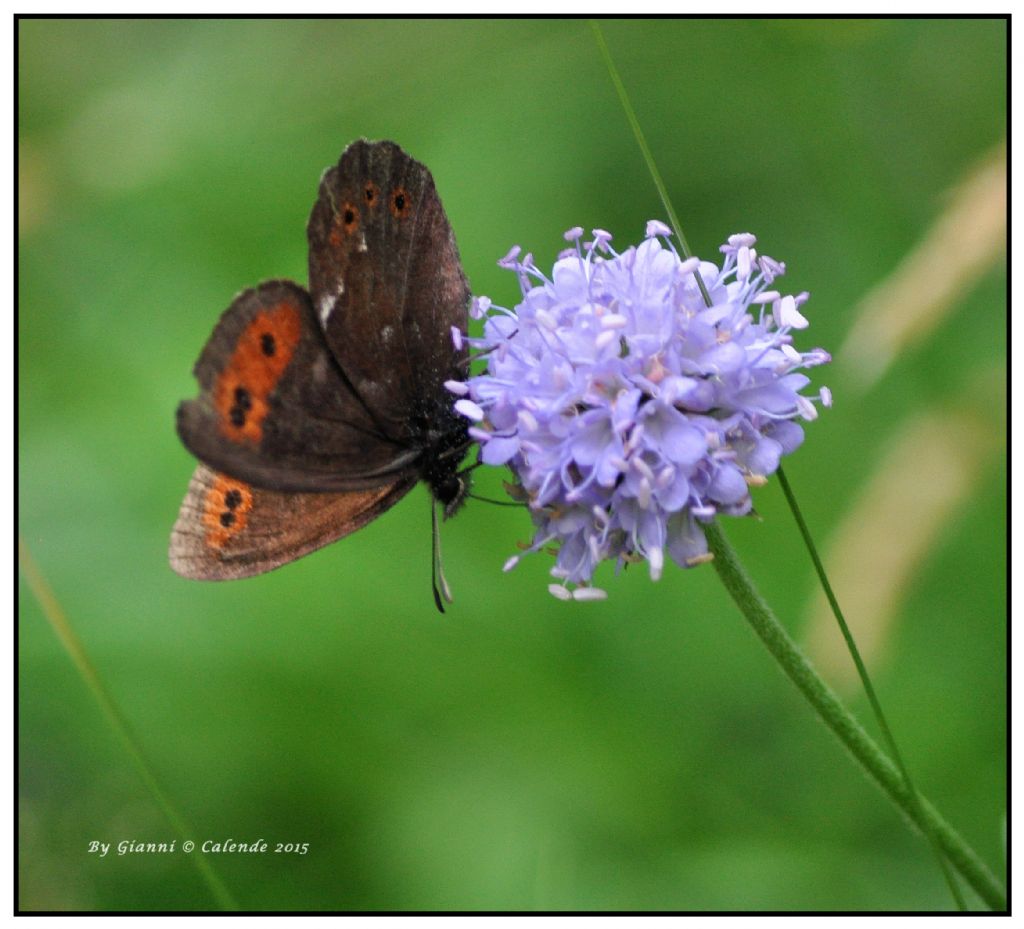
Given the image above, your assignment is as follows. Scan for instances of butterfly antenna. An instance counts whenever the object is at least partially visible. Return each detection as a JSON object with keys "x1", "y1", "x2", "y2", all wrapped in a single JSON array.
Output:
[
  {"x1": 457, "y1": 333, "x2": 519, "y2": 370},
  {"x1": 467, "y1": 493, "x2": 525, "y2": 508},
  {"x1": 431, "y1": 502, "x2": 453, "y2": 613}
]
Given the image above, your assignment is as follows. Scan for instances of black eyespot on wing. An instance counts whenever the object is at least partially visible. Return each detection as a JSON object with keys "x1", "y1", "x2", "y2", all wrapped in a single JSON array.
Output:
[{"x1": 390, "y1": 187, "x2": 409, "y2": 217}]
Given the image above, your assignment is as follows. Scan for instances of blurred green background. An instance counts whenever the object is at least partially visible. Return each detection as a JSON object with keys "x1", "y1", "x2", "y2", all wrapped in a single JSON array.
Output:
[{"x1": 19, "y1": 18, "x2": 1006, "y2": 911}]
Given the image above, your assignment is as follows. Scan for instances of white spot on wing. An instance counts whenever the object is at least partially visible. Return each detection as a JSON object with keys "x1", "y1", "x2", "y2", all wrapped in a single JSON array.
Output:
[
  {"x1": 318, "y1": 293, "x2": 333, "y2": 326},
  {"x1": 318, "y1": 280, "x2": 345, "y2": 327},
  {"x1": 357, "y1": 231, "x2": 368, "y2": 253}
]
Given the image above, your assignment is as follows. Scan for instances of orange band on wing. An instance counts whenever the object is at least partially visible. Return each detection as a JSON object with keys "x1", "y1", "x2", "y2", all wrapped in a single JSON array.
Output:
[
  {"x1": 203, "y1": 474, "x2": 254, "y2": 550},
  {"x1": 214, "y1": 301, "x2": 302, "y2": 444}
]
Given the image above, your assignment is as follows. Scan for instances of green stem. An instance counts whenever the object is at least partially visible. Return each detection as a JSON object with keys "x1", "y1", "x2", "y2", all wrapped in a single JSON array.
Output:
[
  {"x1": 776, "y1": 466, "x2": 966, "y2": 908},
  {"x1": 702, "y1": 521, "x2": 1005, "y2": 910},
  {"x1": 589, "y1": 20, "x2": 712, "y2": 306},
  {"x1": 19, "y1": 539, "x2": 239, "y2": 911}
]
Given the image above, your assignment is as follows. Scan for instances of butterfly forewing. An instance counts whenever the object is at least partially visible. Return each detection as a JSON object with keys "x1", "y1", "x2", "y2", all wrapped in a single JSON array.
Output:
[
  {"x1": 176, "y1": 279, "x2": 418, "y2": 493},
  {"x1": 307, "y1": 140, "x2": 470, "y2": 437}
]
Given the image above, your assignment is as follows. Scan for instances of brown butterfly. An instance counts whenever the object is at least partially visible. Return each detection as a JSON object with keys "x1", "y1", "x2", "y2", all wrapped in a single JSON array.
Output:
[{"x1": 170, "y1": 140, "x2": 472, "y2": 606}]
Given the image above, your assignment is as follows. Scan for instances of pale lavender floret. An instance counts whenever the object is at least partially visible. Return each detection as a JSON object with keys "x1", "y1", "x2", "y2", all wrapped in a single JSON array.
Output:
[
  {"x1": 457, "y1": 225, "x2": 830, "y2": 598},
  {"x1": 454, "y1": 398, "x2": 484, "y2": 421},
  {"x1": 497, "y1": 245, "x2": 521, "y2": 270}
]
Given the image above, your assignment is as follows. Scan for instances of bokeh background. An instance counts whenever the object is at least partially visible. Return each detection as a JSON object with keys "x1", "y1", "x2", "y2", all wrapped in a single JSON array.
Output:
[{"x1": 19, "y1": 18, "x2": 1006, "y2": 911}]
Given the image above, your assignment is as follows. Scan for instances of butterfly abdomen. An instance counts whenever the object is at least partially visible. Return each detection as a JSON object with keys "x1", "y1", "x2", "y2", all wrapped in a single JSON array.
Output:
[{"x1": 414, "y1": 401, "x2": 471, "y2": 517}]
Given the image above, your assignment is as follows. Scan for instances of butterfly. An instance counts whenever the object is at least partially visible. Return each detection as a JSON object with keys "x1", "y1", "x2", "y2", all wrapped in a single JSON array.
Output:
[{"x1": 170, "y1": 140, "x2": 472, "y2": 607}]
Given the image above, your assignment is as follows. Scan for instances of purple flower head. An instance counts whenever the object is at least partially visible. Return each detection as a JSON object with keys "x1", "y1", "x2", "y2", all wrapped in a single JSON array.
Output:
[{"x1": 452, "y1": 225, "x2": 831, "y2": 600}]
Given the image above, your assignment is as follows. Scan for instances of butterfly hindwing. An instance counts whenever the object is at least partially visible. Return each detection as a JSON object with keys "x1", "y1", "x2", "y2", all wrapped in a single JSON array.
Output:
[
  {"x1": 169, "y1": 464, "x2": 416, "y2": 579},
  {"x1": 176, "y1": 279, "x2": 419, "y2": 493}
]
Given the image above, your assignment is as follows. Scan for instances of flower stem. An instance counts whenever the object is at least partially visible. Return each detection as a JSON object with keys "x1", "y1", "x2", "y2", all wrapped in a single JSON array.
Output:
[
  {"x1": 19, "y1": 539, "x2": 239, "y2": 911},
  {"x1": 702, "y1": 521, "x2": 1005, "y2": 911}
]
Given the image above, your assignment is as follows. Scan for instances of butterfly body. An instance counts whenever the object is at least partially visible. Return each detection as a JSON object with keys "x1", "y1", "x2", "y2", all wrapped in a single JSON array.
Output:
[{"x1": 170, "y1": 140, "x2": 470, "y2": 581}]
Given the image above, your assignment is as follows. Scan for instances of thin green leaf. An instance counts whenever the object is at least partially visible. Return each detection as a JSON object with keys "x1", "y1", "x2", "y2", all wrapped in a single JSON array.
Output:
[{"x1": 19, "y1": 539, "x2": 239, "y2": 912}]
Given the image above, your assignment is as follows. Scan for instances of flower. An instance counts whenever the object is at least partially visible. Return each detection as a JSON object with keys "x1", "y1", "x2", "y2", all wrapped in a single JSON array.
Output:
[{"x1": 452, "y1": 225, "x2": 831, "y2": 600}]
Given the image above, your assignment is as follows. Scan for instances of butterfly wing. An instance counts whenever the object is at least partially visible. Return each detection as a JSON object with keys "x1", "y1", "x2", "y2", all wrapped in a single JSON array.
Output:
[
  {"x1": 176, "y1": 279, "x2": 420, "y2": 493},
  {"x1": 307, "y1": 139, "x2": 470, "y2": 436},
  {"x1": 169, "y1": 464, "x2": 416, "y2": 579},
  {"x1": 172, "y1": 141, "x2": 470, "y2": 583}
]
